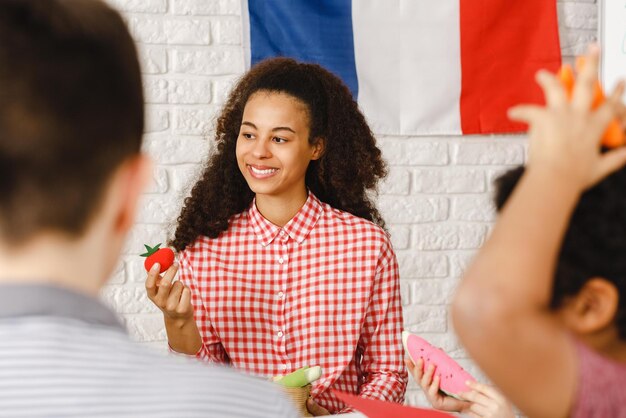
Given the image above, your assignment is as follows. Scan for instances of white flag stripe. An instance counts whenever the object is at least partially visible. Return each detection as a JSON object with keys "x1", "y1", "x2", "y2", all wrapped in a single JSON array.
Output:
[{"x1": 352, "y1": 0, "x2": 462, "y2": 135}]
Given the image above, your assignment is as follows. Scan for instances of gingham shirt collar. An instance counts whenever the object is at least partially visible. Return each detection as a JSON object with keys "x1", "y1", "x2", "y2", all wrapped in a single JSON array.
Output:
[{"x1": 248, "y1": 191, "x2": 324, "y2": 246}]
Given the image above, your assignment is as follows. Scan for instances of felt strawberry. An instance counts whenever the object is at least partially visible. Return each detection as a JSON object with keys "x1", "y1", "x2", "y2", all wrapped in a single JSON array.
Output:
[{"x1": 140, "y1": 243, "x2": 174, "y2": 273}]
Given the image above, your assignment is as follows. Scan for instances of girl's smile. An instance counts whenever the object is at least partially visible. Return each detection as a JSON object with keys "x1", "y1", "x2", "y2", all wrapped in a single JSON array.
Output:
[{"x1": 246, "y1": 164, "x2": 279, "y2": 179}]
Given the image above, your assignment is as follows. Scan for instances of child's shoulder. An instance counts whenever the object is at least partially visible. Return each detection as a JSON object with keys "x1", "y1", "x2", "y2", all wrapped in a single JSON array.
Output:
[
  {"x1": 575, "y1": 339, "x2": 626, "y2": 376},
  {"x1": 571, "y1": 339, "x2": 626, "y2": 418}
]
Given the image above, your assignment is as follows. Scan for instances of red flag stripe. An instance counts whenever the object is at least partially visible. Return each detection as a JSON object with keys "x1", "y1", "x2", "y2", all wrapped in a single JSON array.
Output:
[{"x1": 459, "y1": 0, "x2": 562, "y2": 134}]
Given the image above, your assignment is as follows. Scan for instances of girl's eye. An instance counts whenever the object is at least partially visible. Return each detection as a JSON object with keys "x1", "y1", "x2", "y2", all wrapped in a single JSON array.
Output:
[
  {"x1": 273, "y1": 137, "x2": 287, "y2": 143},
  {"x1": 242, "y1": 133, "x2": 254, "y2": 139}
]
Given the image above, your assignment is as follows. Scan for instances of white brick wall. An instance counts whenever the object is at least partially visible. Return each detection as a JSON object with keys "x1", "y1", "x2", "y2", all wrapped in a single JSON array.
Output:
[{"x1": 101, "y1": 0, "x2": 598, "y2": 408}]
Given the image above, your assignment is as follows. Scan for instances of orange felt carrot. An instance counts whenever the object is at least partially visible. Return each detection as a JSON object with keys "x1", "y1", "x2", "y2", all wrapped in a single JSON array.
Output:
[
  {"x1": 604, "y1": 120, "x2": 624, "y2": 148},
  {"x1": 556, "y1": 58, "x2": 625, "y2": 148},
  {"x1": 558, "y1": 64, "x2": 575, "y2": 98}
]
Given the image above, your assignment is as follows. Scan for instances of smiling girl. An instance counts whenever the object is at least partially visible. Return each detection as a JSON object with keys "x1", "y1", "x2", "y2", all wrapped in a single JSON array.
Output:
[{"x1": 145, "y1": 58, "x2": 407, "y2": 414}]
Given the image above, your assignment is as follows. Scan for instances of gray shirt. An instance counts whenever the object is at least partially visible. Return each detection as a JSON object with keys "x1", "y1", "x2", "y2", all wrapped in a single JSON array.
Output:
[{"x1": 0, "y1": 284, "x2": 297, "y2": 418}]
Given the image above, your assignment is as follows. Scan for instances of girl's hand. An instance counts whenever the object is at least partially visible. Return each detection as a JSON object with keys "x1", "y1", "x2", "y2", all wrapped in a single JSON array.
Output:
[
  {"x1": 508, "y1": 44, "x2": 626, "y2": 190},
  {"x1": 145, "y1": 262, "x2": 194, "y2": 323},
  {"x1": 405, "y1": 357, "x2": 471, "y2": 413},
  {"x1": 460, "y1": 381, "x2": 516, "y2": 418},
  {"x1": 306, "y1": 398, "x2": 330, "y2": 416}
]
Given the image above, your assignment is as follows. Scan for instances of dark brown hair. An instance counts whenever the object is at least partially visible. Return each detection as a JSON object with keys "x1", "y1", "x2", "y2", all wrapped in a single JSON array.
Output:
[
  {"x1": 495, "y1": 165, "x2": 626, "y2": 339},
  {"x1": 0, "y1": 0, "x2": 144, "y2": 244},
  {"x1": 172, "y1": 58, "x2": 387, "y2": 251}
]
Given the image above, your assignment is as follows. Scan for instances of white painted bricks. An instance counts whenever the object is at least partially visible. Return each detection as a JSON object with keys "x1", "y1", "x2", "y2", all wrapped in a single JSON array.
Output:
[{"x1": 102, "y1": 0, "x2": 597, "y2": 408}]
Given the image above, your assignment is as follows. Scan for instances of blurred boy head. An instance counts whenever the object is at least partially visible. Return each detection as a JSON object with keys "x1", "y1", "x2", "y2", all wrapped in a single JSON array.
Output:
[
  {"x1": 495, "y1": 165, "x2": 626, "y2": 344},
  {"x1": 0, "y1": 0, "x2": 151, "y2": 292}
]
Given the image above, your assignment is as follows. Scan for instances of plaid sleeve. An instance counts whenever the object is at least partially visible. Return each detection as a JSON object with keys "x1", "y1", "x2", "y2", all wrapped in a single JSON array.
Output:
[
  {"x1": 354, "y1": 237, "x2": 407, "y2": 404},
  {"x1": 178, "y1": 250, "x2": 230, "y2": 364}
]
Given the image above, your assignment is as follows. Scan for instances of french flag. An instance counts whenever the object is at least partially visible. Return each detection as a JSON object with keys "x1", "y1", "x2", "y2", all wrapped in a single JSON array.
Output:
[{"x1": 241, "y1": 0, "x2": 561, "y2": 136}]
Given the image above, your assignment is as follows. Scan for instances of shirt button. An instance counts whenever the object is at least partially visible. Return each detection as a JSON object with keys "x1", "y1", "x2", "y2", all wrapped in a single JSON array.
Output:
[
  {"x1": 277, "y1": 291, "x2": 284, "y2": 299},
  {"x1": 277, "y1": 330, "x2": 284, "y2": 338},
  {"x1": 277, "y1": 257, "x2": 284, "y2": 264},
  {"x1": 282, "y1": 364, "x2": 288, "y2": 371}
]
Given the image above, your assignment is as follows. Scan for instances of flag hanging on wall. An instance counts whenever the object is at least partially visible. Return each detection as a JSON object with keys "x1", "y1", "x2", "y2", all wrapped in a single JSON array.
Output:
[{"x1": 241, "y1": 0, "x2": 561, "y2": 136}]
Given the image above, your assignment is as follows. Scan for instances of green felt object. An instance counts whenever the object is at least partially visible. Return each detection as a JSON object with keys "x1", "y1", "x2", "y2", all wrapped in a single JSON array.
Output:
[
  {"x1": 276, "y1": 366, "x2": 322, "y2": 388},
  {"x1": 140, "y1": 243, "x2": 162, "y2": 257},
  {"x1": 276, "y1": 366, "x2": 310, "y2": 388}
]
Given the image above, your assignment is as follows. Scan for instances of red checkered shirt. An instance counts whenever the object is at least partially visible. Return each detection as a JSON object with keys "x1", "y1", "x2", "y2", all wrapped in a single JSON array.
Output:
[{"x1": 178, "y1": 192, "x2": 407, "y2": 413}]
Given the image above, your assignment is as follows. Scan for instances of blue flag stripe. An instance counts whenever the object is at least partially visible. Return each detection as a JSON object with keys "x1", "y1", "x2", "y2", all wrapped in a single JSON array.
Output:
[{"x1": 248, "y1": 0, "x2": 359, "y2": 98}]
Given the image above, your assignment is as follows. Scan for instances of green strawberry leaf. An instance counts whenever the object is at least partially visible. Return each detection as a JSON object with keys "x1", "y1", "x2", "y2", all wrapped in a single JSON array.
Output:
[{"x1": 140, "y1": 243, "x2": 162, "y2": 257}]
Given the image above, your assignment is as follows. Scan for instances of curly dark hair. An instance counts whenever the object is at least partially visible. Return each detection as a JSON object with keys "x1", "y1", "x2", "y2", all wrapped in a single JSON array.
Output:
[
  {"x1": 171, "y1": 57, "x2": 387, "y2": 251},
  {"x1": 494, "y1": 165, "x2": 626, "y2": 339}
]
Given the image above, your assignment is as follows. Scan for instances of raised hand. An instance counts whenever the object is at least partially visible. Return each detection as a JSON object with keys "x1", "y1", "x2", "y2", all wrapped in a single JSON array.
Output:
[{"x1": 508, "y1": 45, "x2": 626, "y2": 190}]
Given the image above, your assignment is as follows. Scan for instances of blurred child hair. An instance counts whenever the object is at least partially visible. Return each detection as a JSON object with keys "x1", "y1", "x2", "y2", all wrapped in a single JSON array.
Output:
[{"x1": 495, "y1": 165, "x2": 626, "y2": 338}]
